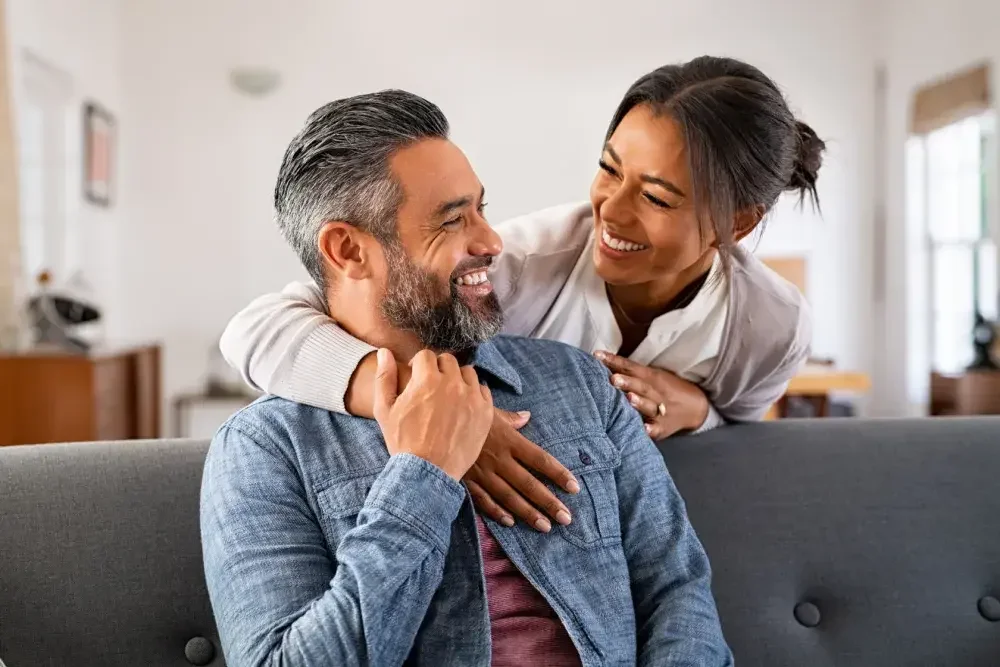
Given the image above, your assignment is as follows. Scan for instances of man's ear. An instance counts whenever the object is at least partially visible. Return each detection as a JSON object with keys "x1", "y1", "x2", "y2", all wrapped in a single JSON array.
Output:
[{"x1": 317, "y1": 221, "x2": 377, "y2": 282}]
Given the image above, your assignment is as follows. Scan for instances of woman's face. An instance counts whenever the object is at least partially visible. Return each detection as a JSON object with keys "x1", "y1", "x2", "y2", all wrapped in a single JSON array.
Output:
[{"x1": 589, "y1": 104, "x2": 714, "y2": 287}]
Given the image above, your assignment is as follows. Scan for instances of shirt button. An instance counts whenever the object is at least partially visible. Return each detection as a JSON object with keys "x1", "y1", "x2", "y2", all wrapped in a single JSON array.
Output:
[{"x1": 578, "y1": 450, "x2": 592, "y2": 465}]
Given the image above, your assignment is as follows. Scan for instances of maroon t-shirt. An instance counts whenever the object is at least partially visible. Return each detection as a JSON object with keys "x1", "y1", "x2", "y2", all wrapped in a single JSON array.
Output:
[{"x1": 476, "y1": 516, "x2": 582, "y2": 666}]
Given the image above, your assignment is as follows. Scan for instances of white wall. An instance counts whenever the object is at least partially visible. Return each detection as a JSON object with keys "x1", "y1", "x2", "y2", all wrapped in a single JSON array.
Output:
[
  {"x1": 114, "y1": 0, "x2": 877, "y2": 418},
  {"x1": 876, "y1": 0, "x2": 1000, "y2": 415},
  {"x1": 5, "y1": 0, "x2": 126, "y2": 333}
]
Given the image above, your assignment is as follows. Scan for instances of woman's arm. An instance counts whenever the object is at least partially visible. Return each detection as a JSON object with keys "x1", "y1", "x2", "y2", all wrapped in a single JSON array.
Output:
[
  {"x1": 219, "y1": 202, "x2": 594, "y2": 414},
  {"x1": 219, "y1": 281, "x2": 376, "y2": 413}
]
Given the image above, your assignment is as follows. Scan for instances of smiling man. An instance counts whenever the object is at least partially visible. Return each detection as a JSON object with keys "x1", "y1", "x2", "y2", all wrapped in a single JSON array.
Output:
[{"x1": 200, "y1": 90, "x2": 732, "y2": 667}]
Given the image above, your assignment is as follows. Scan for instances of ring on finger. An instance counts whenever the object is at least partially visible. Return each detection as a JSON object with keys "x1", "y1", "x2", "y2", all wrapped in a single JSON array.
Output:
[{"x1": 657, "y1": 402, "x2": 666, "y2": 416}]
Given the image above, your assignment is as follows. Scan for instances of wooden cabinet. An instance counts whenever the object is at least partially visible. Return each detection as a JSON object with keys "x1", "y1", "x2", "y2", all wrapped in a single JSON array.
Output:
[{"x1": 0, "y1": 345, "x2": 161, "y2": 445}]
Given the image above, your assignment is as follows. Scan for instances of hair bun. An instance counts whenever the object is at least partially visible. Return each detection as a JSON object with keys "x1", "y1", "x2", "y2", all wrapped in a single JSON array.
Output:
[{"x1": 786, "y1": 120, "x2": 825, "y2": 209}]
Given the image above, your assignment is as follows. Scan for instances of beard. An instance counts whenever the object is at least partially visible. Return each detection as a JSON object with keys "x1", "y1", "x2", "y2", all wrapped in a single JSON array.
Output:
[{"x1": 380, "y1": 245, "x2": 504, "y2": 355}]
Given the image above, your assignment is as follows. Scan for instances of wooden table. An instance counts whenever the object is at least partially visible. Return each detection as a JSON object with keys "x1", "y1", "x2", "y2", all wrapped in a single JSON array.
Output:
[{"x1": 766, "y1": 365, "x2": 871, "y2": 419}]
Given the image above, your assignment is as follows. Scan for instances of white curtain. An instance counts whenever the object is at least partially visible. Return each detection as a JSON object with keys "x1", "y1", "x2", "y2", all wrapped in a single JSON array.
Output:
[{"x1": 0, "y1": 0, "x2": 22, "y2": 349}]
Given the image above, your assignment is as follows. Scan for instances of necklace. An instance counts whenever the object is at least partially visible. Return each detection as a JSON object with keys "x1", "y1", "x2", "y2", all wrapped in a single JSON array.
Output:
[{"x1": 605, "y1": 269, "x2": 712, "y2": 328}]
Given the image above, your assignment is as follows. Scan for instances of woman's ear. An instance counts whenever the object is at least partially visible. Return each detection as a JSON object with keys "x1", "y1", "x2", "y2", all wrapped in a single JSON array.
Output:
[
  {"x1": 317, "y1": 222, "x2": 377, "y2": 282},
  {"x1": 733, "y1": 206, "x2": 765, "y2": 243}
]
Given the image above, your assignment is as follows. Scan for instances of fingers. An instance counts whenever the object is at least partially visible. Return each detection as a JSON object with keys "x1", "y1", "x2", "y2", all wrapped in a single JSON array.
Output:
[
  {"x1": 459, "y1": 363, "x2": 479, "y2": 387},
  {"x1": 494, "y1": 408, "x2": 531, "y2": 430},
  {"x1": 480, "y1": 383, "x2": 494, "y2": 408},
  {"x1": 627, "y1": 392, "x2": 661, "y2": 420},
  {"x1": 466, "y1": 477, "x2": 515, "y2": 527},
  {"x1": 479, "y1": 470, "x2": 554, "y2": 533},
  {"x1": 372, "y1": 348, "x2": 398, "y2": 421},
  {"x1": 646, "y1": 418, "x2": 684, "y2": 441},
  {"x1": 610, "y1": 372, "x2": 654, "y2": 400},
  {"x1": 410, "y1": 349, "x2": 439, "y2": 379},
  {"x1": 437, "y1": 352, "x2": 461, "y2": 377},
  {"x1": 514, "y1": 435, "x2": 580, "y2": 494},
  {"x1": 595, "y1": 350, "x2": 644, "y2": 377},
  {"x1": 499, "y1": 458, "x2": 573, "y2": 526}
]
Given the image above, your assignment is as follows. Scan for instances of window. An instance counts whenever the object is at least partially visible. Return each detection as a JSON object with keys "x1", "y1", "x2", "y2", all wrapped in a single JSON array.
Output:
[
  {"x1": 16, "y1": 52, "x2": 72, "y2": 286},
  {"x1": 912, "y1": 113, "x2": 996, "y2": 374}
]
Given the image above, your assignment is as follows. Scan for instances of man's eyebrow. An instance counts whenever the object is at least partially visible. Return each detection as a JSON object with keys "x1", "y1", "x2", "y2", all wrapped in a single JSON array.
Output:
[
  {"x1": 602, "y1": 143, "x2": 686, "y2": 198},
  {"x1": 433, "y1": 186, "x2": 486, "y2": 218}
]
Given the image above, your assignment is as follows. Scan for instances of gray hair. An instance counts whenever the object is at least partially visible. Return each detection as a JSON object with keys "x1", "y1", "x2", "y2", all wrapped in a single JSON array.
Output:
[{"x1": 274, "y1": 90, "x2": 450, "y2": 288}]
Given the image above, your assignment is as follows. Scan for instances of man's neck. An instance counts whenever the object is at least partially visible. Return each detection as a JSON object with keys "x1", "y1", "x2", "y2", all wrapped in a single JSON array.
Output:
[{"x1": 327, "y1": 288, "x2": 428, "y2": 364}]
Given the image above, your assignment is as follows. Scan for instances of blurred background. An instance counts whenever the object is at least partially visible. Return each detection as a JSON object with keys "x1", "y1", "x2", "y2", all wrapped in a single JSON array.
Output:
[{"x1": 0, "y1": 0, "x2": 998, "y2": 444}]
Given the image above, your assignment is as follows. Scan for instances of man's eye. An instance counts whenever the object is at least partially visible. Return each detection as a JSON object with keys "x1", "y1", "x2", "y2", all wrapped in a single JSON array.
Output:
[
  {"x1": 477, "y1": 201, "x2": 489, "y2": 215},
  {"x1": 442, "y1": 216, "x2": 463, "y2": 229}
]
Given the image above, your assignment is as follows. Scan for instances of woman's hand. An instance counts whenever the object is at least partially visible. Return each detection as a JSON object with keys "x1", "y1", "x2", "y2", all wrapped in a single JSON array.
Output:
[
  {"x1": 464, "y1": 409, "x2": 581, "y2": 532},
  {"x1": 595, "y1": 351, "x2": 710, "y2": 440}
]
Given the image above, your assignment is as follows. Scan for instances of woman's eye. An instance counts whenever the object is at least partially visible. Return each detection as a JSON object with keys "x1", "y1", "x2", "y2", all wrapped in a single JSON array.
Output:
[
  {"x1": 644, "y1": 193, "x2": 673, "y2": 210},
  {"x1": 598, "y1": 160, "x2": 619, "y2": 178}
]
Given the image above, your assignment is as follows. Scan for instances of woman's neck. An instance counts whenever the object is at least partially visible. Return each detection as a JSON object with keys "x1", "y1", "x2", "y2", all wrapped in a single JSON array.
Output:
[{"x1": 606, "y1": 249, "x2": 717, "y2": 324}]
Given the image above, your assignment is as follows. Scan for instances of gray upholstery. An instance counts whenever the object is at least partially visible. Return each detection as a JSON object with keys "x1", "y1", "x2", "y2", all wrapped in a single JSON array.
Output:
[
  {"x1": 1, "y1": 418, "x2": 998, "y2": 666},
  {"x1": 661, "y1": 417, "x2": 1000, "y2": 666}
]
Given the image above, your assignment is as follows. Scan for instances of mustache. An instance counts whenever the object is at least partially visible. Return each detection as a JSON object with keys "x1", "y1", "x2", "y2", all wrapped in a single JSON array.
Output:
[{"x1": 450, "y1": 256, "x2": 494, "y2": 281}]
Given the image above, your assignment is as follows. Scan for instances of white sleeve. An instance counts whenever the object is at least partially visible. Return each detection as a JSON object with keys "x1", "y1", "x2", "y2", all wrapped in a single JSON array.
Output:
[
  {"x1": 691, "y1": 404, "x2": 726, "y2": 434},
  {"x1": 219, "y1": 202, "x2": 593, "y2": 412},
  {"x1": 219, "y1": 281, "x2": 375, "y2": 413}
]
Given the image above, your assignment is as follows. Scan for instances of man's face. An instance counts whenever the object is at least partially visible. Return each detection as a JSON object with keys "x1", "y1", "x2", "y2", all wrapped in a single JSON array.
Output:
[{"x1": 378, "y1": 138, "x2": 504, "y2": 354}]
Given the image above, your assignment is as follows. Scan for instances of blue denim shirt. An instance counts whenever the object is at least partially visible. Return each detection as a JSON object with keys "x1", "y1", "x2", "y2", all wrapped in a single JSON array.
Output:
[{"x1": 201, "y1": 336, "x2": 733, "y2": 667}]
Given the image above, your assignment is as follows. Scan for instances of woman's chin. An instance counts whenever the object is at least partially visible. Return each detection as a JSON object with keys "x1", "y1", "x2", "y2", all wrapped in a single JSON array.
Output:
[{"x1": 593, "y1": 244, "x2": 640, "y2": 285}]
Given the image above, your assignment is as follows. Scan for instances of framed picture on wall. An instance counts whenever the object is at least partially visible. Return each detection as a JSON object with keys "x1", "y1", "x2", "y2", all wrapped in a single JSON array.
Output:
[{"x1": 83, "y1": 102, "x2": 115, "y2": 207}]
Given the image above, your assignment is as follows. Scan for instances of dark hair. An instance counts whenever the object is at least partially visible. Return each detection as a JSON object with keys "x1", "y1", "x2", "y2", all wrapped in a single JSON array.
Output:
[
  {"x1": 274, "y1": 90, "x2": 450, "y2": 288},
  {"x1": 606, "y1": 56, "x2": 825, "y2": 270}
]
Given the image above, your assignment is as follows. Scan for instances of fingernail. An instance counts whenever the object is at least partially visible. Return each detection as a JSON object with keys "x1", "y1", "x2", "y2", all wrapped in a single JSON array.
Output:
[
  {"x1": 614, "y1": 375, "x2": 625, "y2": 388},
  {"x1": 594, "y1": 350, "x2": 607, "y2": 360},
  {"x1": 534, "y1": 518, "x2": 552, "y2": 533},
  {"x1": 645, "y1": 424, "x2": 653, "y2": 435},
  {"x1": 517, "y1": 410, "x2": 531, "y2": 419},
  {"x1": 566, "y1": 479, "x2": 581, "y2": 494},
  {"x1": 556, "y1": 510, "x2": 572, "y2": 526},
  {"x1": 500, "y1": 515, "x2": 515, "y2": 527},
  {"x1": 629, "y1": 393, "x2": 639, "y2": 406},
  {"x1": 376, "y1": 348, "x2": 388, "y2": 364}
]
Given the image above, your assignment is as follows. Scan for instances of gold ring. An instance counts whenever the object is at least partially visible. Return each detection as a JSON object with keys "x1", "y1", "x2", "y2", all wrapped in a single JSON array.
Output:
[{"x1": 657, "y1": 403, "x2": 667, "y2": 416}]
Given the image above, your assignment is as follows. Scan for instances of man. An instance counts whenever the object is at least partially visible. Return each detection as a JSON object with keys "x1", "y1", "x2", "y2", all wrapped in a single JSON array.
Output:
[{"x1": 201, "y1": 90, "x2": 733, "y2": 667}]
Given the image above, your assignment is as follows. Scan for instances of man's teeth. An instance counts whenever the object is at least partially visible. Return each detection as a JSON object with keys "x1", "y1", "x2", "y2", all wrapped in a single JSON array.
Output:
[
  {"x1": 455, "y1": 270, "x2": 489, "y2": 286},
  {"x1": 602, "y1": 229, "x2": 648, "y2": 252}
]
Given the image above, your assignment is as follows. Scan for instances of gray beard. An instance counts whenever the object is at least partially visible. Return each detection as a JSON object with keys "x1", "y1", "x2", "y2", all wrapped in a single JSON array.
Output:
[{"x1": 380, "y1": 245, "x2": 503, "y2": 354}]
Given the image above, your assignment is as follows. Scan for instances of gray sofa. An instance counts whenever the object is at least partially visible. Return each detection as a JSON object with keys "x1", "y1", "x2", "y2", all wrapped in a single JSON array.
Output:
[{"x1": 1, "y1": 418, "x2": 999, "y2": 666}]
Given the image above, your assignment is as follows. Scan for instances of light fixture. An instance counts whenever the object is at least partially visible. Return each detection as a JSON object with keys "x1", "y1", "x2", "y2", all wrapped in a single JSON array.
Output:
[{"x1": 229, "y1": 67, "x2": 282, "y2": 97}]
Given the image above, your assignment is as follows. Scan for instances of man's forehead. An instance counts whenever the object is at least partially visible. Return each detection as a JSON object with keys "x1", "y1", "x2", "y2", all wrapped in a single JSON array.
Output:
[{"x1": 390, "y1": 138, "x2": 482, "y2": 211}]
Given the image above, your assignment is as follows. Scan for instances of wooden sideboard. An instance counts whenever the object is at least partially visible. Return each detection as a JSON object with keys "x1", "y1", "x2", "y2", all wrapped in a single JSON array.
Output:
[{"x1": 0, "y1": 344, "x2": 161, "y2": 446}]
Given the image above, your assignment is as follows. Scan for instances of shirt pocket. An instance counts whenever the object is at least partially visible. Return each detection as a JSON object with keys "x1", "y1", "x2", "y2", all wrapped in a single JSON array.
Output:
[
  {"x1": 314, "y1": 469, "x2": 382, "y2": 546},
  {"x1": 541, "y1": 433, "x2": 622, "y2": 549}
]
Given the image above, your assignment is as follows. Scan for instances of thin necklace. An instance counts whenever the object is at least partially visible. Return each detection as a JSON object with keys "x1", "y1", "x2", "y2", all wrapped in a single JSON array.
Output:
[{"x1": 605, "y1": 269, "x2": 711, "y2": 328}]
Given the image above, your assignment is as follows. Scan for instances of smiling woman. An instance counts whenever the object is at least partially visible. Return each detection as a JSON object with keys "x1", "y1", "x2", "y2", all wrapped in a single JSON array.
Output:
[{"x1": 219, "y1": 55, "x2": 822, "y2": 532}]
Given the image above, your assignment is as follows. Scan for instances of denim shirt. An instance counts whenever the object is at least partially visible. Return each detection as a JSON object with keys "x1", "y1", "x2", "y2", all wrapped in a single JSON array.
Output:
[{"x1": 201, "y1": 336, "x2": 733, "y2": 667}]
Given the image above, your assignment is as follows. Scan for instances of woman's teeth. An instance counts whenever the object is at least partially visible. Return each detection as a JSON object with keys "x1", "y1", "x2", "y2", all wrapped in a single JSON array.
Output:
[
  {"x1": 602, "y1": 229, "x2": 648, "y2": 252},
  {"x1": 455, "y1": 270, "x2": 489, "y2": 286}
]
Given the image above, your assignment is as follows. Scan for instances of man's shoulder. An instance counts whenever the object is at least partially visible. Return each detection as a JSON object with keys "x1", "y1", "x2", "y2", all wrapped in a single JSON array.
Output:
[
  {"x1": 492, "y1": 335, "x2": 608, "y2": 384},
  {"x1": 217, "y1": 395, "x2": 368, "y2": 451}
]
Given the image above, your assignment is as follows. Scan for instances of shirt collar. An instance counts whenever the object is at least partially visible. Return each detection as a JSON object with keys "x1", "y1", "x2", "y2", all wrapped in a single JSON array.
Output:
[{"x1": 470, "y1": 339, "x2": 524, "y2": 395}]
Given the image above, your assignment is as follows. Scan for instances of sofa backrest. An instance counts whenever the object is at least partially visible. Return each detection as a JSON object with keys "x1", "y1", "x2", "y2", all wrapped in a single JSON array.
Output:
[
  {"x1": 1, "y1": 418, "x2": 999, "y2": 665},
  {"x1": 661, "y1": 417, "x2": 1000, "y2": 666},
  {"x1": 0, "y1": 439, "x2": 220, "y2": 666}
]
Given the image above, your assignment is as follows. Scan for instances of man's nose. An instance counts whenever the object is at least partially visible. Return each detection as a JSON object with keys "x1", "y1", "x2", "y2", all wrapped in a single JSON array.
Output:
[{"x1": 468, "y1": 216, "x2": 503, "y2": 257}]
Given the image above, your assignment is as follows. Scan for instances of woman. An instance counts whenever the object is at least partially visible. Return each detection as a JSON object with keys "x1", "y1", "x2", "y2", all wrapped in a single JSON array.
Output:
[{"x1": 220, "y1": 55, "x2": 822, "y2": 531}]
